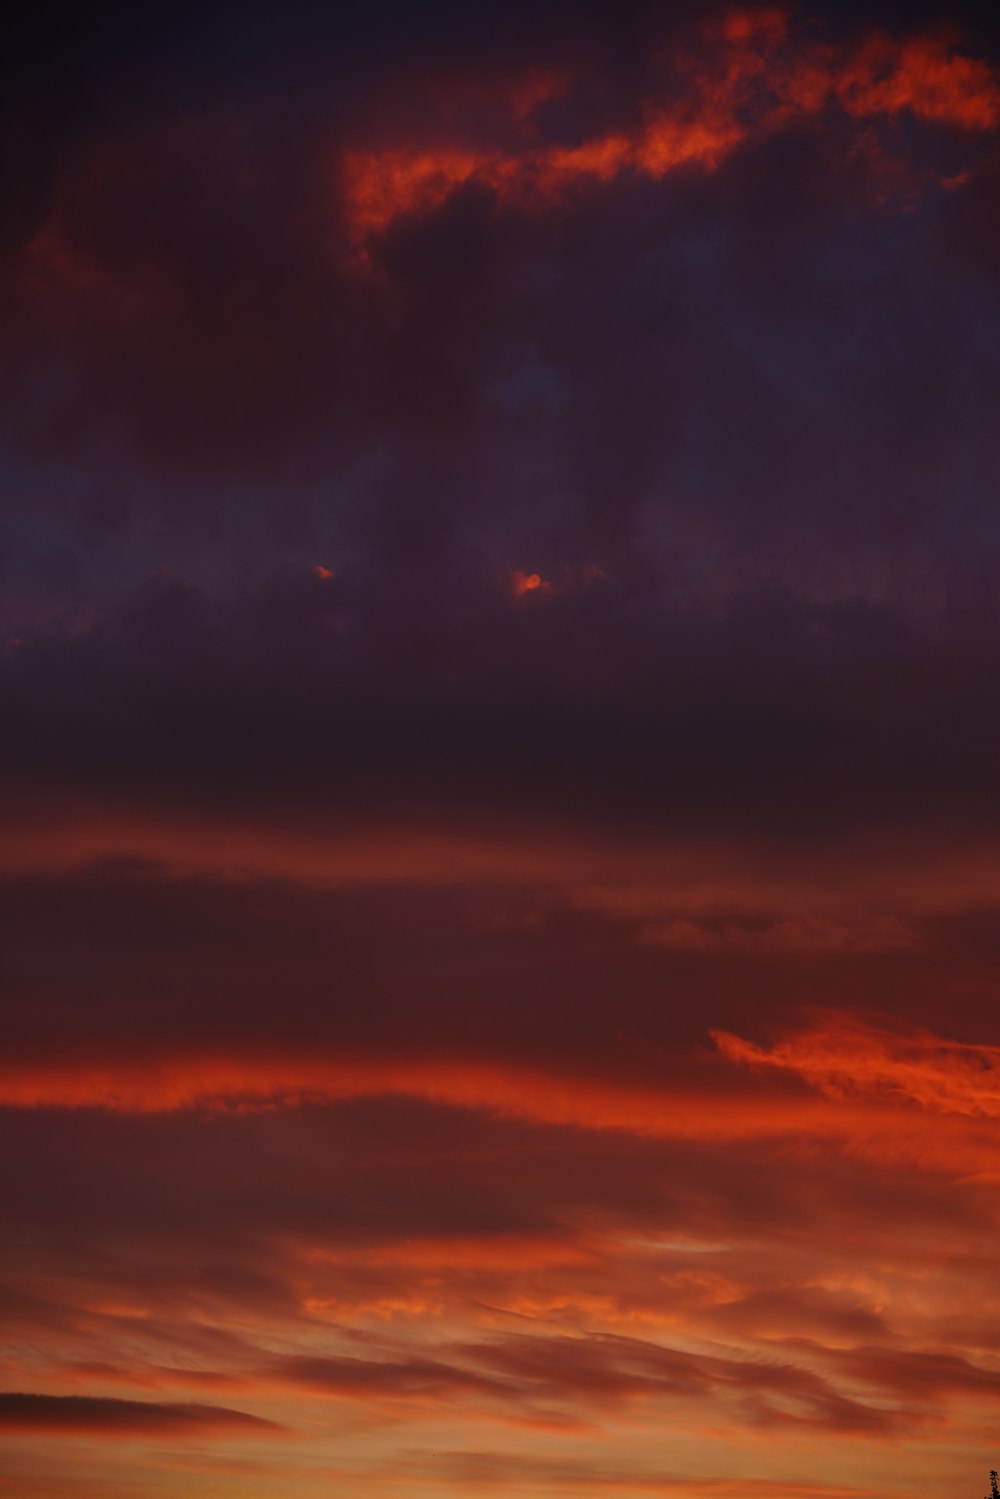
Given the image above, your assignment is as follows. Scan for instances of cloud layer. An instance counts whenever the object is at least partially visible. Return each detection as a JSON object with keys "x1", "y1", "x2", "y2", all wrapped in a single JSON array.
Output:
[{"x1": 4, "y1": 3, "x2": 1000, "y2": 1497}]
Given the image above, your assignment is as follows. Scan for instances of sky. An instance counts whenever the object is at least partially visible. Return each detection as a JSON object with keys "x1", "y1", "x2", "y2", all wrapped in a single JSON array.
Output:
[{"x1": 3, "y1": 0, "x2": 1000, "y2": 1495}]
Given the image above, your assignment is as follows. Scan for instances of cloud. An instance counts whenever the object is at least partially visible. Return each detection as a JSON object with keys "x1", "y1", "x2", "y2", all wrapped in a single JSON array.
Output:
[
  {"x1": 338, "y1": 14, "x2": 1000, "y2": 249},
  {"x1": 510, "y1": 569, "x2": 551, "y2": 595},
  {"x1": 4, "y1": 4, "x2": 1000, "y2": 1496},
  {"x1": 389, "y1": 1448, "x2": 884, "y2": 1497},
  {"x1": 269, "y1": 1351, "x2": 507, "y2": 1401},
  {"x1": 0, "y1": 1392, "x2": 281, "y2": 1438},
  {"x1": 713, "y1": 1015, "x2": 1000, "y2": 1117}
]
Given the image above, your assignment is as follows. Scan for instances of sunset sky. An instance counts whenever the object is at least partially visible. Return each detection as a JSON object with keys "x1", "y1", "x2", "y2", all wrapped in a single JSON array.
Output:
[{"x1": 4, "y1": 1, "x2": 1000, "y2": 1495}]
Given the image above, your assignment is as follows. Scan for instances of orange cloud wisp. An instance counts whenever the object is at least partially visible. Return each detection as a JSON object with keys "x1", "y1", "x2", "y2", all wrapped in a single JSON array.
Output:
[
  {"x1": 713, "y1": 1015, "x2": 1000, "y2": 1118},
  {"x1": 4, "y1": 1049, "x2": 1000, "y2": 1177}
]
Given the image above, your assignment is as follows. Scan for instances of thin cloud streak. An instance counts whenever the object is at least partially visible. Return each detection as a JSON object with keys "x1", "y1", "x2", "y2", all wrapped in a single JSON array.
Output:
[{"x1": 0, "y1": 1392, "x2": 282, "y2": 1438}]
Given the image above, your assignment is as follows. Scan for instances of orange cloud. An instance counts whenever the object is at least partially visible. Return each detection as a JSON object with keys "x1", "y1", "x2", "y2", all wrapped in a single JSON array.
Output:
[
  {"x1": 342, "y1": 147, "x2": 507, "y2": 238},
  {"x1": 713, "y1": 1015, "x2": 1000, "y2": 1119},
  {"x1": 835, "y1": 34, "x2": 1000, "y2": 130},
  {"x1": 339, "y1": 16, "x2": 1000, "y2": 249},
  {"x1": 510, "y1": 569, "x2": 549, "y2": 595},
  {"x1": 0, "y1": 1049, "x2": 789, "y2": 1123},
  {"x1": 3, "y1": 1047, "x2": 1000, "y2": 1178},
  {"x1": 510, "y1": 564, "x2": 602, "y2": 598}
]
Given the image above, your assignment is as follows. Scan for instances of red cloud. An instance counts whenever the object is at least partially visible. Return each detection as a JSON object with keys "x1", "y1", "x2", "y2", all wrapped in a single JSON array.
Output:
[
  {"x1": 339, "y1": 15, "x2": 1000, "y2": 248},
  {"x1": 713, "y1": 1014, "x2": 1000, "y2": 1118},
  {"x1": 2, "y1": 1047, "x2": 999, "y2": 1182},
  {"x1": 836, "y1": 34, "x2": 1000, "y2": 130},
  {"x1": 511, "y1": 569, "x2": 548, "y2": 595},
  {"x1": 510, "y1": 565, "x2": 602, "y2": 598}
]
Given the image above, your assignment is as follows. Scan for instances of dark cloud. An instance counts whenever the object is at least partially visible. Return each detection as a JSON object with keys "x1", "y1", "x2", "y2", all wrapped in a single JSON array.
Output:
[
  {"x1": 3, "y1": 2, "x2": 1000, "y2": 847},
  {"x1": 5, "y1": 572, "x2": 1000, "y2": 842},
  {"x1": 0, "y1": 1391, "x2": 280, "y2": 1436}
]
